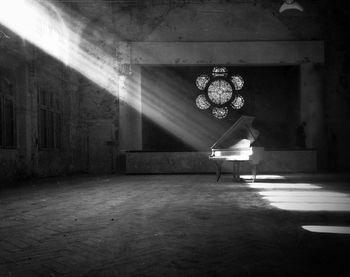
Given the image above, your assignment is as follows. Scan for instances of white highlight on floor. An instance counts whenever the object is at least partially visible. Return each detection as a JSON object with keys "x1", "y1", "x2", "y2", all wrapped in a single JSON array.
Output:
[
  {"x1": 271, "y1": 202, "x2": 350, "y2": 211},
  {"x1": 259, "y1": 191, "x2": 348, "y2": 197},
  {"x1": 302, "y1": 225, "x2": 350, "y2": 234},
  {"x1": 265, "y1": 196, "x2": 350, "y2": 203},
  {"x1": 260, "y1": 190, "x2": 350, "y2": 211},
  {"x1": 248, "y1": 183, "x2": 321, "y2": 190},
  {"x1": 251, "y1": 181, "x2": 350, "y2": 212},
  {"x1": 241, "y1": 175, "x2": 286, "y2": 180}
]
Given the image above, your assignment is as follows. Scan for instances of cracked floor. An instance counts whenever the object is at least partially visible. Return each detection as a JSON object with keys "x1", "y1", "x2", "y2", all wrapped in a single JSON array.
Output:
[{"x1": 1, "y1": 174, "x2": 350, "y2": 276}]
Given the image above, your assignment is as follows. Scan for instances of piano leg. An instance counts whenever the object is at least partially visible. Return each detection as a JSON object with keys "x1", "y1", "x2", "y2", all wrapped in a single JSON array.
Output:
[
  {"x1": 215, "y1": 161, "x2": 223, "y2": 182},
  {"x1": 232, "y1": 161, "x2": 241, "y2": 182},
  {"x1": 251, "y1": 164, "x2": 257, "y2": 183}
]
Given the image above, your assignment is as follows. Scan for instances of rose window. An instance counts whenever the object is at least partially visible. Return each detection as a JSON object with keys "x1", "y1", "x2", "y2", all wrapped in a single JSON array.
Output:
[
  {"x1": 196, "y1": 94, "x2": 211, "y2": 110},
  {"x1": 231, "y1": 94, "x2": 244, "y2": 110},
  {"x1": 196, "y1": 74, "x2": 210, "y2": 90},
  {"x1": 195, "y1": 67, "x2": 245, "y2": 119},
  {"x1": 212, "y1": 107, "x2": 228, "y2": 119},
  {"x1": 207, "y1": 80, "x2": 233, "y2": 105}
]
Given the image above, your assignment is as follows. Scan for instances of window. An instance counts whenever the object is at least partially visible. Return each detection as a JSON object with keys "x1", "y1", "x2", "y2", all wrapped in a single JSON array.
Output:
[
  {"x1": 0, "y1": 70, "x2": 16, "y2": 148},
  {"x1": 38, "y1": 86, "x2": 62, "y2": 150},
  {"x1": 195, "y1": 67, "x2": 245, "y2": 119}
]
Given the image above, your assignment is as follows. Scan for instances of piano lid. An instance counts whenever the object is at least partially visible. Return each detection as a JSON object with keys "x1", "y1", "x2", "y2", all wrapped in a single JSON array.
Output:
[{"x1": 211, "y1": 116, "x2": 259, "y2": 150}]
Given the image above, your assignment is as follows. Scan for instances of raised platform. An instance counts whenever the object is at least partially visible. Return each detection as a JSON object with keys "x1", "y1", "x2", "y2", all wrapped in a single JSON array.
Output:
[{"x1": 125, "y1": 150, "x2": 317, "y2": 174}]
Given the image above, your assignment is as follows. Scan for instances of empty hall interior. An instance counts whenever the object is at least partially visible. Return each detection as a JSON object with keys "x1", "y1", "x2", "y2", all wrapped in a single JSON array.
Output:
[{"x1": 1, "y1": 0, "x2": 350, "y2": 276}]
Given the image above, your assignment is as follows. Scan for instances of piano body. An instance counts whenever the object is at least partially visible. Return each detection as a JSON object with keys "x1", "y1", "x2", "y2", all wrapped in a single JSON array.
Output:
[{"x1": 209, "y1": 116, "x2": 264, "y2": 182}]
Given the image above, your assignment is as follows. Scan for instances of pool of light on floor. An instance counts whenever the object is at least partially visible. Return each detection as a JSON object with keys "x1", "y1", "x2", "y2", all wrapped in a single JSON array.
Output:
[
  {"x1": 271, "y1": 202, "x2": 350, "y2": 211},
  {"x1": 241, "y1": 174, "x2": 286, "y2": 180},
  {"x1": 249, "y1": 180, "x2": 350, "y2": 212},
  {"x1": 259, "y1": 191, "x2": 348, "y2": 197},
  {"x1": 248, "y1": 183, "x2": 321, "y2": 190},
  {"x1": 302, "y1": 225, "x2": 350, "y2": 234},
  {"x1": 259, "y1": 190, "x2": 350, "y2": 211}
]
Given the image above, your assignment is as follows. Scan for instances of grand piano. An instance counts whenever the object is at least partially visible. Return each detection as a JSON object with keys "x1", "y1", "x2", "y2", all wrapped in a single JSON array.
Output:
[{"x1": 209, "y1": 116, "x2": 264, "y2": 182}]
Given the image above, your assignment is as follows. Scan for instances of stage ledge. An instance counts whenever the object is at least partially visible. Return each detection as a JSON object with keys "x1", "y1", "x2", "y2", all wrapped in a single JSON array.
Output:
[{"x1": 125, "y1": 150, "x2": 317, "y2": 174}]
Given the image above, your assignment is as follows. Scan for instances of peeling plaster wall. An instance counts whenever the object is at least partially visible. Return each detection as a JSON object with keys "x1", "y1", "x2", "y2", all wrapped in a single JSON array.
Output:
[
  {"x1": 0, "y1": 51, "x2": 29, "y2": 184},
  {"x1": 0, "y1": 48, "x2": 119, "y2": 184},
  {"x1": 323, "y1": 2, "x2": 350, "y2": 171},
  {"x1": 33, "y1": 53, "x2": 118, "y2": 177},
  {"x1": 1, "y1": 0, "x2": 349, "y2": 183},
  {"x1": 78, "y1": 1, "x2": 324, "y2": 42}
]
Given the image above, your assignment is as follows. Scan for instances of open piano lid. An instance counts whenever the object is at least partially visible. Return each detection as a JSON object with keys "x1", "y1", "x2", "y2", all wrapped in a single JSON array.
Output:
[{"x1": 211, "y1": 116, "x2": 259, "y2": 150}]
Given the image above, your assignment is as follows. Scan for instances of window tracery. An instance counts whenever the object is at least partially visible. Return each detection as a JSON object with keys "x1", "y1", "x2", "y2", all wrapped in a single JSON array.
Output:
[{"x1": 195, "y1": 67, "x2": 245, "y2": 119}]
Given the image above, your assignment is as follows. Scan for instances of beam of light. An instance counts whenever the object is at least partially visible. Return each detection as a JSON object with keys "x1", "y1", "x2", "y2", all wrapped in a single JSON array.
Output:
[
  {"x1": 0, "y1": 0, "x2": 221, "y2": 151},
  {"x1": 302, "y1": 226, "x2": 350, "y2": 234},
  {"x1": 0, "y1": 0, "x2": 118, "y2": 93},
  {"x1": 247, "y1": 183, "x2": 321, "y2": 190},
  {"x1": 133, "y1": 67, "x2": 231, "y2": 150},
  {"x1": 0, "y1": 0, "x2": 69, "y2": 64}
]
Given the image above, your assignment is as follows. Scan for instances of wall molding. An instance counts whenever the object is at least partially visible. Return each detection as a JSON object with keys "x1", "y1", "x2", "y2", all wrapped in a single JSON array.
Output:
[{"x1": 117, "y1": 41, "x2": 324, "y2": 65}]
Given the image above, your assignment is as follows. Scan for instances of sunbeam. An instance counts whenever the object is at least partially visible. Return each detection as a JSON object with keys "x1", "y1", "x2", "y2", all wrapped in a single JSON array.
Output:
[
  {"x1": 0, "y1": 0, "x2": 220, "y2": 151},
  {"x1": 0, "y1": 0, "x2": 118, "y2": 92}
]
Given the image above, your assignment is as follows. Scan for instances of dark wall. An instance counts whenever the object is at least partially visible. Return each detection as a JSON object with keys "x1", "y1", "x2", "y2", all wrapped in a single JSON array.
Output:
[
  {"x1": 142, "y1": 65, "x2": 299, "y2": 151},
  {"x1": 4, "y1": 0, "x2": 349, "y2": 176}
]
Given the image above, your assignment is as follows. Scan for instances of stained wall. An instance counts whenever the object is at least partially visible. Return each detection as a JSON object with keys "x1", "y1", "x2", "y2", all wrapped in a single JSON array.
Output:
[{"x1": 0, "y1": 0, "x2": 349, "y2": 183}]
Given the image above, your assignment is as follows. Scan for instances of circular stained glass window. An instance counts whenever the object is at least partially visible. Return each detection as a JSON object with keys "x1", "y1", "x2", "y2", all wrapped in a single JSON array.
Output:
[
  {"x1": 212, "y1": 107, "x2": 228, "y2": 119},
  {"x1": 207, "y1": 80, "x2": 233, "y2": 105},
  {"x1": 196, "y1": 74, "x2": 210, "y2": 90},
  {"x1": 231, "y1": 75, "x2": 244, "y2": 90},
  {"x1": 195, "y1": 67, "x2": 245, "y2": 119},
  {"x1": 196, "y1": 94, "x2": 211, "y2": 110},
  {"x1": 231, "y1": 94, "x2": 244, "y2": 109},
  {"x1": 212, "y1": 67, "x2": 228, "y2": 77}
]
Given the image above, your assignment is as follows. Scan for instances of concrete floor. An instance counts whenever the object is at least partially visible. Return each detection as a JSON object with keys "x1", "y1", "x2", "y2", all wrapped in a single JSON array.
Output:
[{"x1": 1, "y1": 174, "x2": 350, "y2": 277}]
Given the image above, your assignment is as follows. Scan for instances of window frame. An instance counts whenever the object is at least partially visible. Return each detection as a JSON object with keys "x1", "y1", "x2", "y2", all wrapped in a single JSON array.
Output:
[
  {"x1": 38, "y1": 85, "x2": 63, "y2": 151},
  {"x1": 0, "y1": 70, "x2": 16, "y2": 149}
]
